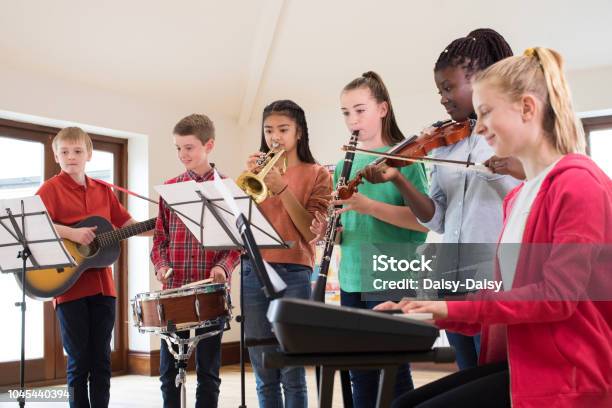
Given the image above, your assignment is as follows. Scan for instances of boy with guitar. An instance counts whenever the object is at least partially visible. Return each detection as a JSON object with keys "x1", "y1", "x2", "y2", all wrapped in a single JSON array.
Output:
[{"x1": 37, "y1": 126, "x2": 151, "y2": 408}]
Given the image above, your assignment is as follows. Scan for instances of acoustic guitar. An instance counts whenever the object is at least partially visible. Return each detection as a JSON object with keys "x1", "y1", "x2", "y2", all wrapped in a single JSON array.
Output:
[{"x1": 17, "y1": 215, "x2": 156, "y2": 299}]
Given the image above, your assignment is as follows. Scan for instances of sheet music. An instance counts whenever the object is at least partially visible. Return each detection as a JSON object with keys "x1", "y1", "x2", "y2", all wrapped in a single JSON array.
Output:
[
  {"x1": 212, "y1": 170, "x2": 241, "y2": 219},
  {"x1": 0, "y1": 196, "x2": 75, "y2": 272},
  {"x1": 155, "y1": 179, "x2": 285, "y2": 249}
]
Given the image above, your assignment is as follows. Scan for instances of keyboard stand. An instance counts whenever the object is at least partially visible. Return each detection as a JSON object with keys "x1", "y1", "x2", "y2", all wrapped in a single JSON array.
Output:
[{"x1": 263, "y1": 348, "x2": 455, "y2": 408}]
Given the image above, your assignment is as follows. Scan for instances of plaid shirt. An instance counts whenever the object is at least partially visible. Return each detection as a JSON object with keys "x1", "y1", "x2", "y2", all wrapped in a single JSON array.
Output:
[{"x1": 150, "y1": 167, "x2": 240, "y2": 289}]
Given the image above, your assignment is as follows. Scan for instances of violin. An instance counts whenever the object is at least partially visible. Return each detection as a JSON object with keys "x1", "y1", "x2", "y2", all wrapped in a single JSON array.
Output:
[
  {"x1": 337, "y1": 120, "x2": 486, "y2": 199},
  {"x1": 383, "y1": 120, "x2": 472, "y2": 166}
]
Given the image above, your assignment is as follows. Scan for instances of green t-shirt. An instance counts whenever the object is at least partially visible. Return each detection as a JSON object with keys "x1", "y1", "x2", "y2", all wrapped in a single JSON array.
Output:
[{"x1": 334, "y1": 147, "x2": 429, "y2": 292}]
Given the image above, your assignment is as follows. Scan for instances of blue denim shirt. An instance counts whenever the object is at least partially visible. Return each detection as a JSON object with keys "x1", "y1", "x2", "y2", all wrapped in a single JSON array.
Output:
[
  {"x1": 420, "y1": 133, "x2": 521, "y2": 279},
  {"x1": 421, "y1": 132, "x2": 520, "y2": 242}
]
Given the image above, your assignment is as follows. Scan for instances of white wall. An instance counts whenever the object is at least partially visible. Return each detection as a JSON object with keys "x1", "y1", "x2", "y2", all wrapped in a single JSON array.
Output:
[{"x1": 568, "y1": 65, "x2": 612, "y2": 115}]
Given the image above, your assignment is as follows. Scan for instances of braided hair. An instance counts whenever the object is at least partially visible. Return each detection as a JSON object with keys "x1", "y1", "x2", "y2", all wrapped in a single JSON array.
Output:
[
  {"x1": 435, "y1": 28, "x2": 513, "y2": 74},
  {"x1": 343, "y1": 71, "x2": 404, "y2": 145},
  {"x1": 259, "y1": 99, "x2": 316, "y2": 164}
]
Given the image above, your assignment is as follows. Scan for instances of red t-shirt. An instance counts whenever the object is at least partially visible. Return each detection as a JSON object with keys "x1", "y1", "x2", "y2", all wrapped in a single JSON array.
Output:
[{"x1": 36, "y1": 171, "x2": 131, "y2": 306}]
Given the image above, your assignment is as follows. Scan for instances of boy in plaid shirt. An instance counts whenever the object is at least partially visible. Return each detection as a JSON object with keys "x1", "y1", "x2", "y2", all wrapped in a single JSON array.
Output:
[{"x1": 151, "y1": 114, "x2": 240, "y2": 408}]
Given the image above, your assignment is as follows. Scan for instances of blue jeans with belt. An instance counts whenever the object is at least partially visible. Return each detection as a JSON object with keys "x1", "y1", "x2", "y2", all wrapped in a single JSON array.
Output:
[
  {"x1": 56, "y1": 294, "x2": 116, "y2": 408},
  {"x1": 243, "y1": 261, "x2": 311, "y2": 408},
  {"x1": 340, "y1": 290, "x2": 415, "y2": 408}
]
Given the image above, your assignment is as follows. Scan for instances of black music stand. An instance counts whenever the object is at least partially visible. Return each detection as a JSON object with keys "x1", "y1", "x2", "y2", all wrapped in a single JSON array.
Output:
[
  {"x1": 0, "y1": 196, "x2": 75, "y2": 407},
  {"x1": 155, "y1": 173, "x2": 289, "y2": 408}
]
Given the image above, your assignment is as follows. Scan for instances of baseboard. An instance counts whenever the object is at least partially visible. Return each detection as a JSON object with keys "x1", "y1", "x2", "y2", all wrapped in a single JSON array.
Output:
[
  {"x1": 221, "y1": 341, "x2": 244, "y2": 366},
  {"x1": 410, "y1": 362, "x2": 457, "y2": 372},
  {"x1": 127, "y1": 341, "x2": 244, "y2": 376},
  {"x1": 127, "y1": 350, "x2": 160, "y2": 376}
]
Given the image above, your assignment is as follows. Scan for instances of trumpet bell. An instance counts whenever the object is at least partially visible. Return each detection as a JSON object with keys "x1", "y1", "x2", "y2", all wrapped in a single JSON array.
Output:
[
  {"x1": 236, "y1": 172, "x2": 268, "y2": 204},
  {"x1": 236, "y1": 147, "x2": 286, "y2": 204}
]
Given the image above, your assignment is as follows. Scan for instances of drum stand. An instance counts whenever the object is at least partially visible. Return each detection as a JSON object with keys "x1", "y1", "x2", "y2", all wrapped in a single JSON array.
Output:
[{"x1": 160, "y1": 326, "x2": 223, "y2": 408}]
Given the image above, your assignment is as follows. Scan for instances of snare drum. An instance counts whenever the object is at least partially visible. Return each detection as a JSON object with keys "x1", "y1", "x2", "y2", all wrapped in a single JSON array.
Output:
[{"x1": 131, "y1": 283, "x2": 230, "y2": 333}]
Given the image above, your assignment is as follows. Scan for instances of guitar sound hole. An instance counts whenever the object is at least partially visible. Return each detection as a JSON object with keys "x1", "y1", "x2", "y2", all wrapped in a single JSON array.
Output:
[{"x1": 77, "y1": 242, "x2": 99, "y2": 258}]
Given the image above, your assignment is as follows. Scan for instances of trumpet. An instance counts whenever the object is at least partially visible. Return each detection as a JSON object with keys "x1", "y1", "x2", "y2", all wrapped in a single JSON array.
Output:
[{"x1": 237, "y1": 142, "x2": 287, "y2": 204}]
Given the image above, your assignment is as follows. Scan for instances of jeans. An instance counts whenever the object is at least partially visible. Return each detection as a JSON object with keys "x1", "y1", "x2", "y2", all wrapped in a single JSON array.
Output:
[
  {"x1": 159, "y1": 322, "x2": 223, "y2": 408},
  {"x1": 56, "y1": 294, "x2": 116, "y2": 408},
  {"x1": 340, "y1": 290, "x2": 414, "y2": 408},
  {"x1": 243, "y1": 261, "x2": 311, "y2": 408},
  {"x1": 446, "y1": 332, "x2": 481, "y2": 370}
]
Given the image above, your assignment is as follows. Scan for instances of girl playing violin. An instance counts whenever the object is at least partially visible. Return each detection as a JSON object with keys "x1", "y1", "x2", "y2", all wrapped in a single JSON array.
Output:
[
  {"x1": 311, "y1": 71, "x2": 429, "y2": 408},
  {"x1": 364, "y1": 29, "x2": 521, "y2": 371},
  {"x1": 377, "y1": 47, "x2": 612, "y2": 408}
]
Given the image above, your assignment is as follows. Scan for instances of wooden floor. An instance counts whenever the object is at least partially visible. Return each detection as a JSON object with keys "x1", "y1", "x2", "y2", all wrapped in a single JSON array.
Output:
[{"x1": 0, "y1": 364, "x2": 452, "y2": 407}]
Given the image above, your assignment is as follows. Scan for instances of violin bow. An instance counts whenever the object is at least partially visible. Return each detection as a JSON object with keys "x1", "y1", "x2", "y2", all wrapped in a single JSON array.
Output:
[{"x1": 340, "y1": 145, "x2": 491, "y2": 173}]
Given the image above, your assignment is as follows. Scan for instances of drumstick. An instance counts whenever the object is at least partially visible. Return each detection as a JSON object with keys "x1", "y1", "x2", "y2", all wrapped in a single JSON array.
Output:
[
  {"x1": 163, "y1": 268, "x2": 173, "y2": 279},
  {"x1": 181, "y1": 278, "x2": 214, "y2": 288}
]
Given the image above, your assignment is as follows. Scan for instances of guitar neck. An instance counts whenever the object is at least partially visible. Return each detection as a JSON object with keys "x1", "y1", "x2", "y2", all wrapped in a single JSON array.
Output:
[{"x1": 97, "y1": 218, "x2": 157, "y2": 245}]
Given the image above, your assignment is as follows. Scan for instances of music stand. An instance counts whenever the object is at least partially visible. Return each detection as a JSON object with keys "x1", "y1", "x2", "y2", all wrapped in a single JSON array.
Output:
[
  {"x1": 155, "y1": 173, "x2": 288, "y2": 408},
  {"x1": 0, "y1": 196, "x2": 75, "y2": 408}
]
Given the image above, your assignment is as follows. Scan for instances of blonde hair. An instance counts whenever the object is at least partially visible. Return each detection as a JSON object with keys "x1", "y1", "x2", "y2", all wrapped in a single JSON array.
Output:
[
  {"x1": 473, "y1": 47, "x2": 585, "y2": 154},
  {"x1": 52, "y1": 127, "x2": 93, "y2": 154}
]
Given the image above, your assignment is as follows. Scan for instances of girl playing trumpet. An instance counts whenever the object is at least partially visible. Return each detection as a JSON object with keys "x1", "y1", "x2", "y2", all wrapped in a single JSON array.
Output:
[{"x1": 242, "y1": 99, "x2": 332, "y2": 407}]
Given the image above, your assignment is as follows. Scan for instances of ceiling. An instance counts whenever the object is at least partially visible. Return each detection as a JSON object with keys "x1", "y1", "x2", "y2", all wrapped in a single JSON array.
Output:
[{"x1": 2, "y1": 0, "x2": 611, "y2": 123}]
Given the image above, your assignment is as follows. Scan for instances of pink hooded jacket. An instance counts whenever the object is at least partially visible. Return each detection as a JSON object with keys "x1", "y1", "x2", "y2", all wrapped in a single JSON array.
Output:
[{"x1": 439, "y1": 154, "x2": 612, "y2": 407}]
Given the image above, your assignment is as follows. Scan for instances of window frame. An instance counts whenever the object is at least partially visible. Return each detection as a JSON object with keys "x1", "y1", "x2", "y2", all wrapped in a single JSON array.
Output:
[{"x1": 582, "y1": 115, "x2": 612, "y2": 156}]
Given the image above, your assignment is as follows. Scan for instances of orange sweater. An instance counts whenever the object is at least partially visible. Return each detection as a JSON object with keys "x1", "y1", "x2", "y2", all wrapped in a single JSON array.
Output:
[{"x1": 259, "y1": 163, "x2": 332, "y2": 268}]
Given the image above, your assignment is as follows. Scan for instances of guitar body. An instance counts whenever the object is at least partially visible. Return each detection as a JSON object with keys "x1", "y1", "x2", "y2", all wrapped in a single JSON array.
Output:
[{"x1": 18, "y1": 216, "x2": 120, "y2": 300}]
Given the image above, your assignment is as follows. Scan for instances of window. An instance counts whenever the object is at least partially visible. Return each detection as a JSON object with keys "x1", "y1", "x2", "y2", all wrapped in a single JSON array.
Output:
[
  {"x1": 583, "y1": 115, "x2": 612, "y2": 177},
  {"x1": 0, "y1": 137, "x2": 45, "y2": 364}
]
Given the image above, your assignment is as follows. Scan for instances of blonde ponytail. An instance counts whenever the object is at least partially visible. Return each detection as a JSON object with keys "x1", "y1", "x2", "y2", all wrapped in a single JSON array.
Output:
[
  {"x1": 533, "y1": 48, "x2": 585, "y2": 154},
  {"x1": 474, "y1": 47, "x2": 585, "y2": 154}
]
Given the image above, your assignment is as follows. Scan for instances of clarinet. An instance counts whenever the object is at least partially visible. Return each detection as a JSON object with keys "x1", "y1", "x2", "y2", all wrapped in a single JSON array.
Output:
[{"x1": 311, "y1": 130, "x2": 359, "y2": 302}]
